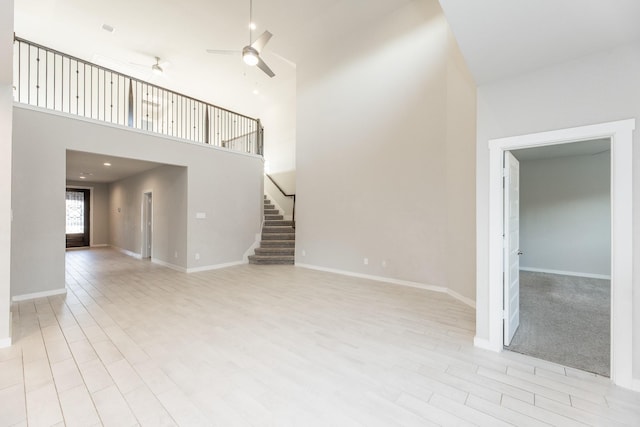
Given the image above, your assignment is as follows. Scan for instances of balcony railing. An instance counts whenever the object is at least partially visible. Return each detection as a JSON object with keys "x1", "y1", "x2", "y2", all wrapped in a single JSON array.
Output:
[{"x1": 13, "y1": 37, "x2": 263, "y2": 156}]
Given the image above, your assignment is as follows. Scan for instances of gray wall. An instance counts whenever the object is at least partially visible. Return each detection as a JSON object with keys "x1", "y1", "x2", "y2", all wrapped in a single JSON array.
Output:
[
  {"x1": 12, "y1": 106, "x2": 263, "y2": 297},
  {"x1": 475, "y1": 41, "x2": 640, "y2": 378},
  {"x1": 109, "y1": 166, "x2": 187, "y2": 265},
  {"x1": 66, "y1": 180, "x2": 110, "y2": 246},
  {"x1": 295, "y1": 0, "x2": 476, "y2": 300},
  {"x1": 518, "y1": 152, "x2": 611, "y2": 277}
]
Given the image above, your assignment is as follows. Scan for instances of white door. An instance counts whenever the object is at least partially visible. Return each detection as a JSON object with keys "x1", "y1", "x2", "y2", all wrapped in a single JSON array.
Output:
[
  {"x1": 142, "y1": 192, "x2": 152, "y2": 259},
  {"x1": 504, "y1": 151, "x2": 520, "y2": 346}
]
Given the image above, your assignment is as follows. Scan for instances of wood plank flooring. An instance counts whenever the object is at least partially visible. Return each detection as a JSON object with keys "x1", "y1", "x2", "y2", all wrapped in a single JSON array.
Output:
[{"x1": 1, "y1": 248, "x2": 638, "y2": 426}]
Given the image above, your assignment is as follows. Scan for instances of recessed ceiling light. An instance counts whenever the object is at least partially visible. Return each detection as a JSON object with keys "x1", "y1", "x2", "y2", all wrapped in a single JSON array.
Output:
[
  {"x1": 249, "y1": 22, "x2": 257, "y2": 30},
  {"x1": 102, "y1": 24, "x2": 115, "y2": 33},
  {"x1": 79, "y1": 176, "x2": 86, "y2": 179},
  {"x1": 253, "y1": 89, "x2": 259, "y2": 95},
  {"x1": 103, "y1": 162, "x2": 111, "y2": 166}
]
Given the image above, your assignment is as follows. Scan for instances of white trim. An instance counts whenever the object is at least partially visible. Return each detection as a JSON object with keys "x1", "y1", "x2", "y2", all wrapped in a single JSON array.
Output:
[
  {"x1": 151, "y1": 258, "x2": 186, "y2": 272},
  {"x1": 0, "y1": 337, "x2": 11, "y2": 349},
  {"x1": 15, "y1": 103, "x2": 263, "y2": 161},
  {"x1": 90, "y1": 244, "x2": 109, "y2": 248},
  {"x1": 519, "y1": 267, "x2": 611, "y2": 280},
  {"x1": 66, "y1": 184, "x2": 94, "y2": 247},
  {"x1": 186, "y1": 260, "x2": 246, "y2": 273},
  {"x1": 112, "y1": 246, "x2": 142, "y2": 259},
  {"x1": 483, "y1": 119, "x2": 635, "y2": 390},
  {"x1": 12, "y1": 288, "x2": 67, "y2": 302},
  {"x1": 632, "y1": 380, "x2": 640, "y2": 392},
  {"x1": 473, "y1": 337, "x2": 496, "y2": 351},
  {"x1": 296, "y1": 263, "x2": 476, "y2": 308},
  {"x1": 243, "y1": 233, "x2": 262, "y2": 263}
]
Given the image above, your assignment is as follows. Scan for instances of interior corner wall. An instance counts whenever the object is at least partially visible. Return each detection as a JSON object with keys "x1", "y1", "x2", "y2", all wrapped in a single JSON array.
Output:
[
  {"x1": 0, "y1": 0, "x2": 14, "y2": 343},
  {"x1": 109, "y1": 166, "x2": 187, "y2": 267},
  {"x1": 475, "y1": 41, "x2": 640, "y2": 379},
  {"x1": 519, "y1": 152, "x2": 611, "y2": 277},
  {"x1": 12, "y1": 106, "x2": 263, "y2": 297},
  {"x1": 66, "y1": 180, "x2": 110, "y2": 246},
  {"x1": 296, "y1": 0, "x2": 476, "y2": 300}
]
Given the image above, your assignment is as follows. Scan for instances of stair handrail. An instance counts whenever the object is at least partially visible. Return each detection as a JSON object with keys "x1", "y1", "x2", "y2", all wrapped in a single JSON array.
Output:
[{"x1": 265, "y1": 173, "x2": 295, "y2": 225}]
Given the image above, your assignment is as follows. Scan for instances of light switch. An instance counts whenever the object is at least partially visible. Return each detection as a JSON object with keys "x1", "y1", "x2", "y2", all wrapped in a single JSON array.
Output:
[{"x1": 196, "y1": 212, "x2": 206, "y2": 219}]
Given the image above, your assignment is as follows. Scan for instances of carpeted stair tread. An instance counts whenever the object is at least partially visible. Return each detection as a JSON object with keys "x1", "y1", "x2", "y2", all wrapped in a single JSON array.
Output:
[
  {"x1": 260, "y1": 241, "x2": 295, "y2": 248},
  {"x1": 262, "y1": 233, "x2": 295, "y2": 240},
  {"x1": 248, "y1": 255, "x2": 295, "y2": 265},
  {"x1": 265, "y1": 214, "x2": 283, "y2": 220},
  {"x1": 255, "y1": 247, "x2": 295, "y2": 255},
  {"x1": 264, "y1": 209, "x2": 279, "y2": 215},
  {"x1": 264, "y1": 220, "x2": 295, "y2": 226},
  {"x1": 263, "y1": 226, "x2": 295, "y2": 233},
  {"x1": 264, "y1": 204, "x2": 275, "y2": 209}
]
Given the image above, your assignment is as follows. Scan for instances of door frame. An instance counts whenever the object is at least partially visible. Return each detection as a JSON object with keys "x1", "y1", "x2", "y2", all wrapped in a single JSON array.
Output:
[
  {"x1": 66, "y1": 185, "x2": 94, "y2": 247},
  {"x1": 141, "y1": 190, "x2": 153, "y2": 259},
  {"x1": 482, "y1": 119, "x2": 634, "y2": 389}
]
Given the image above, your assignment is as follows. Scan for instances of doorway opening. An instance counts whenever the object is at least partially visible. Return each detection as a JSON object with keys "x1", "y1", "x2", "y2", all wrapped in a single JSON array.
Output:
[
  {"x1": 142, "y1": 191, "x2": 153, "y2": 259},
  {"x1": 482, "y1": 119, "x2": 635, "y2": 389},
  {"x1": 66, "y1": 188, "x2": 90, "y2": 248},
  {"x1": 503, "y1": 140, "x2": 611, "y2": 376}
]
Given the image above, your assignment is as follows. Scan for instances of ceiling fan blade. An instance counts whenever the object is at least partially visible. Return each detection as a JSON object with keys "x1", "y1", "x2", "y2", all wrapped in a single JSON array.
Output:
[
  {"x1": 206, "y1": 49, "x2": 241, "y2": 55},
  {"x1": 256, "y1": 56, "x2": 275, "y2": 78},
  {"x1": 251, "y1": 30, "x2": 272, "y2": 53}
]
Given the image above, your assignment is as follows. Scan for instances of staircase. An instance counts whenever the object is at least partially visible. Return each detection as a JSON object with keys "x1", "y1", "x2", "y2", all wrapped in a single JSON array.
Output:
[{"x1": 248, "y1": 196, "x2": 295, "y2": 265}]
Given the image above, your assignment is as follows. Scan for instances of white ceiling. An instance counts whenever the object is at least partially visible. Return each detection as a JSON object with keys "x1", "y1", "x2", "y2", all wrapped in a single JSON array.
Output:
[
  {"x1": 438, "y1": 0, "x2": 640, "y2": 85},
  {"x1": 512, "y1": 138, "x2": 610, "y2": 162},
  {"x1": 66, "y1": 150, "x2": 166, "y2": 183},
  {"x1": 14, "y1": 0, "x2": 412, "y2": 119}
]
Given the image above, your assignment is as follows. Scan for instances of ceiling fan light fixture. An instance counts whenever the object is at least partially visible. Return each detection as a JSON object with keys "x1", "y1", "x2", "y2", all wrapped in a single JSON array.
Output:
[
  {"x1": 152, "y1": 64, "x2": 163, "y2": 75},
  {"x1": 242, "y1": 46, "x2": 259, "y2": 66}
]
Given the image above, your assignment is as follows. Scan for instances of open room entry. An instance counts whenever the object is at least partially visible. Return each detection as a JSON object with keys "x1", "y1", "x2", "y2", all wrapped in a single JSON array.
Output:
[
  {"x1": 483, "y1": 119, "x2": 635, "y2": 389},
  {"x1": 505, "y1": 140, "x2": 611, "y2": 376}
]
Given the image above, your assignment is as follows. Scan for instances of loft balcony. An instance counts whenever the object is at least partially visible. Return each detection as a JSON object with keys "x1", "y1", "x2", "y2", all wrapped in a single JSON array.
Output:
[{"x1": 13, "y1": 37, "x2": 263, "y2": 156}]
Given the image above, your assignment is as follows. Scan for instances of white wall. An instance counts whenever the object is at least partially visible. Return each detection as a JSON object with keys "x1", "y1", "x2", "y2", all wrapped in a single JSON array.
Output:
[
  {"x1": 518, "y1": 152, "x2": 611, "y2": 277},
  {"x1": 296, "y1": 0, "x2": 476, "y2": 300},
  {"x1": 109, "y1": 166, "x2": 187, "y2": 266},
  {"x1": 475, "y1": 41, "x2": 640, "y2": 379},
  {"x1": 12, "y1": 106, "x2": 263, "y2": 297},
  {"x1": 66, "y1": 181, "x2": 110, "y2": 246},
  {"x1": 0, "y1": 0, "x2": 14, "y2": 345}
]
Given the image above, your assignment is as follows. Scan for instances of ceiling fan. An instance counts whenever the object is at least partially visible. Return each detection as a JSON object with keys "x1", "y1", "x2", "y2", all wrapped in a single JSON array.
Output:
[
  {"x1": 131, "y1": 56, "x2": 170, "y2": 77},
  {"x1": 206, "y1": 0, "x2": 275, "y2": 78}
]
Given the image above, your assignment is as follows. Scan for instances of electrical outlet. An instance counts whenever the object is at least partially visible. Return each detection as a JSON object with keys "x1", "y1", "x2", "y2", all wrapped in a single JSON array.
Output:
[
  {"x1": 195, "y1": 253, "x2": 200, "y2": 260},
  {"x1": 174, "y1": 251, "x2": 178, "y2": 258},
  {"x1": 382, "y1": 260, "x2": 387, "y2": 268},
  {"x1": 364, "y1": 258, "x2": 368, "y2": 265},
  {"x1": 302, "y1": 249, "x2": 306, "y2": 257}
]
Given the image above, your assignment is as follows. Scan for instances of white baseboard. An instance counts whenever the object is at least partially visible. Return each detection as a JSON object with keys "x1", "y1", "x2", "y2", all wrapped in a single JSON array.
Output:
[
  {"x1": 151, "y1": 258, "x2": 187, "y2": 273},
  {"x1": 474, "y1": 336, "x2": 501, "y2": 352},
  {"x1": 295, "y1": 263, "x2": 475, "y2": 308},
  {"x1": 0, "y1": 337, "x2": 11, "y2": 348},
  {"x1": 112, "y1": 246, "x2": 142, "y2": 259},
  {"x1": 12, "y1": 288, "x2": 67, "y2": 302},
  {"x1": 632, "y1": 379, "x2": 640, "y2": 392},
  {"x1": 187, "y1": 260, "x2": 246, "y2": 273},
  {"x1": 91, "y1": 244, "x2": 109, "y2": 248},
  {"x1": 520, "y1": 267, "x2": 611, "y2": 280}
]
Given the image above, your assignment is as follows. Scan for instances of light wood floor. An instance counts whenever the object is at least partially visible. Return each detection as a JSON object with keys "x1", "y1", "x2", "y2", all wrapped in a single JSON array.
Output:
[{"x1": 1, "y1": 248, "x2": 639, "y2": 426}]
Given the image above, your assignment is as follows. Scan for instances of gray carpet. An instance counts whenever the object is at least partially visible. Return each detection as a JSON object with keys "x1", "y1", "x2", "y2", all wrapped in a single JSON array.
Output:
[{"x1": 506, "y1": 271, "x2": 610, "y2": 376}]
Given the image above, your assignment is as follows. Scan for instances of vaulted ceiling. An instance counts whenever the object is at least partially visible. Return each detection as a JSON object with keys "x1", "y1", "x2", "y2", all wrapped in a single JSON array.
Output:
[
  {"x1": 438, "y1": 0, "x2": 640, "y2": 85},
  {"x1": 14, "y1": 0, "x2": 413, "y2": 118}
]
